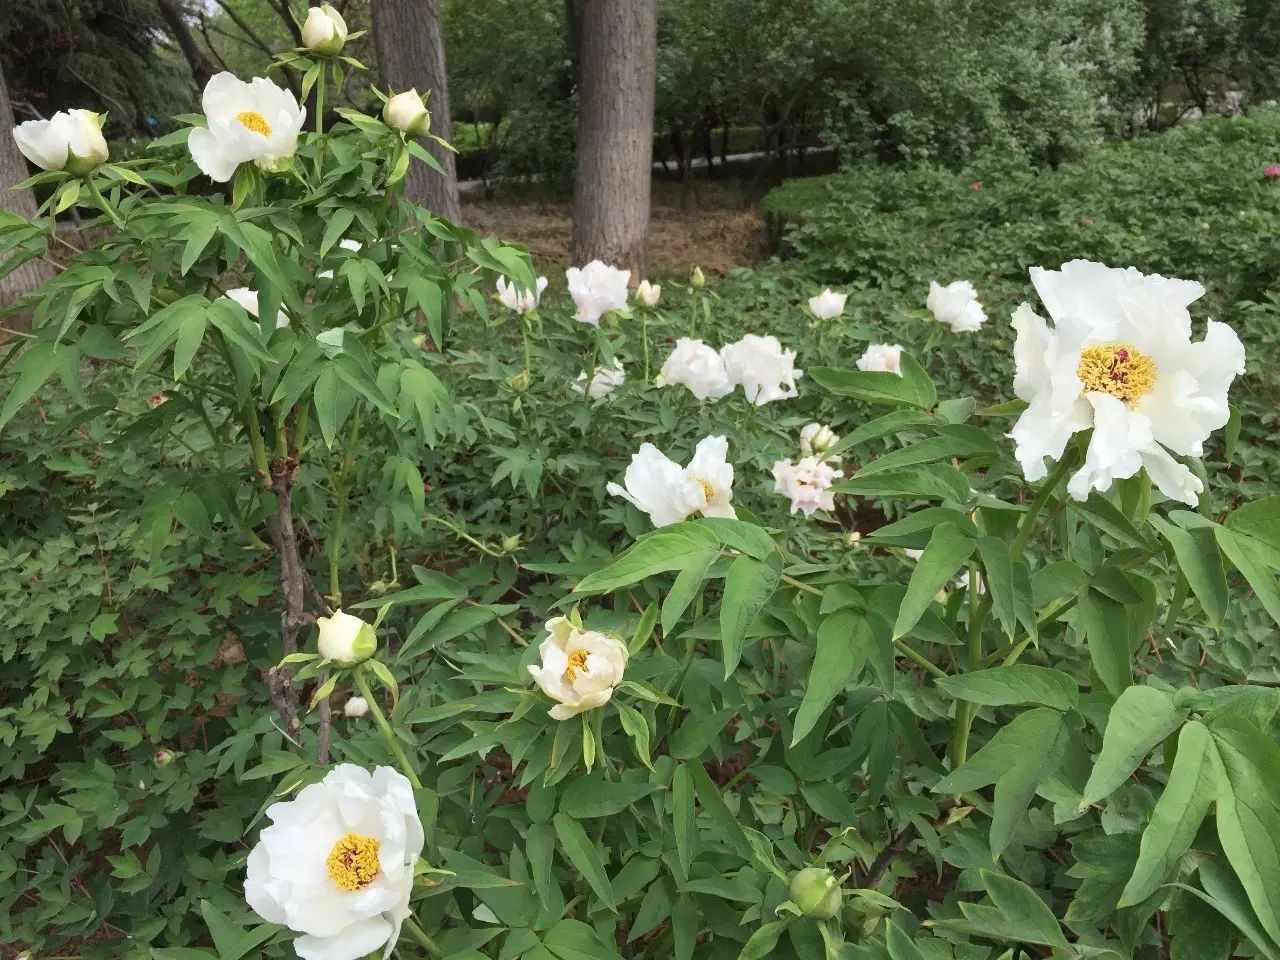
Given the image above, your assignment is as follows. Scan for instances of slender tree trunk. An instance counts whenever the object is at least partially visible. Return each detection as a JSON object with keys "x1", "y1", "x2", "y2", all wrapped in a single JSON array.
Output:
[
  {"x1": 0, "y1": 70, "x2": 54, "y2": 323},
  {"x1": 372, "y1": 0, "x2": 462, "y2": 223},
  {"x1": 570, "y1": 0, "x2": 657, "y2": 278},
  {"x1": 156, "y1": 0, "x2": 216, "y2": 91}
]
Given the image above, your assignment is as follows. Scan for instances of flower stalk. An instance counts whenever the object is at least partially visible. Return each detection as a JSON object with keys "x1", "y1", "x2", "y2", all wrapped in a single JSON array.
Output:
[{"x1": 353, "y1": 668, "x2": 422, "y2": 790}]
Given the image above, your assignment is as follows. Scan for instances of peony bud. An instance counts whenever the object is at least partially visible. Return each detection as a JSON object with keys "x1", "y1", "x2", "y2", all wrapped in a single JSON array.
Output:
[
  {"x1": 690, "y1": 266, "x2": 705, "y2": 288},
  {"x1": 843, "y1": 530, "x2": 862, "y2": 548},
  {"x1": 636, "y1": 279, "x2": 661, "y2": 308},
  {"x1": 799, "y1": 422, "x2": 837, "y2": 457},
  {"x1": 302, "y1": 4, "x2": 348, "y2": 55},
  {"x1": 509, "y1": 369, "x2": 530, "y2": 393},
  {"x1": 153, "y1": 748, "x2": 176, "y2": 767},
  {"x1": 501, "y1": 534, "x2": 521, "y2": 553},
  {"x1": 790, "y1": 867, "x2": 842, "y2": 919},
  {"x1": 343, "y1": 696, "x2": 369, "y2": 718},
  {"x1": 383, "y1": 90, "x2": 431, "y2": 137},
  {"x1": 13, "y1": 109, "x2": 109, "y2": 175},
  {"x1": 316, "y1": 609, "x2": 377, "y2": 665}
]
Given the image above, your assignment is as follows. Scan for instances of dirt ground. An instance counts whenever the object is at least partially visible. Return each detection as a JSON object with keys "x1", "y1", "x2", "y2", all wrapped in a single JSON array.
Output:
[{"x1": 460, "y1": 178, "x2": 773, "y2": 286}]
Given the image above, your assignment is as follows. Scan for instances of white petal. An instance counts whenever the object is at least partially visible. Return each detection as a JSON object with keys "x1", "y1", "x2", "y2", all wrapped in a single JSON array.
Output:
[
  {"x1": 188, "y1": 127, "x2": 239, "y2": 182},
  {"x1": 293, "y1": 916, "x2": 394, "y2": 960},
  {"x1": 1067, "y1": 393, "x2": 1149, "y2": 500},
  {"x1": 1139, "y1": 445, "x2": 1203, "y2": 506}
]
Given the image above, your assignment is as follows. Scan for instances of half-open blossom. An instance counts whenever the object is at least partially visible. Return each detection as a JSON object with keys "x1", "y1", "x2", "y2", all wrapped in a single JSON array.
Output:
[
  {"x1": 383, "y1": 90, "x2": 430, "y2": 136},
  {"x1": 189, "y1": 73, "x2": 305, "y2": 182},
  {"x1": 13, "y1": 109, "x2": 108, "y2": 175},
  {"x1": 655, "y1": 338, "x2": 733, "y2": 400},
  {"x1": 302, "y1": 4, "x2": 348, "y2": 55},
  {"x1": 496, "y1": 275, "x2": 548, "y2": 315},
  {"x1": 799, "y1": 423, "x2": 838, "y2": 458},
  {"x1": 607, "y1": 435, "x2": 735, "y2": 527},
  {"x1": 572, "y1": 359, "x2": 625, "y2": 399},
  {"x1": 927, "y1": 280, "x2": 986, "y2": 333},
  {"x1": 244, "y1": 764, "x2": 422, "y2": 960},
  {"x1": 316, "y1": 610, "x2": 376, "y2": 665},
  {"x1": 223, "y1": 287, "x2": 290, "y2": 328},
  {"x1": 856, "y1": 343, "x2": 903, "y2": 375},
  {"x1": 1009, "y1": 260, "x2": 1245, "y2": 506},
  {"x1": 636, "y1": 280, "x2": 661, "y2": 307},
  {"x1": 720, "y1": 334, "x2": 802, "y2": 405},
  {"x1": 566, "y1": 260, "x2": 629, "y2": 325},
  {"x1": 772, "y1": 456, "x2": 842, "y2": 517},
  {"x1": 808, "y1": 288, "x2": 847, "y2": 320},
  {"x1": 527, "y1": 617, "x2": 628, "y2": 719}
]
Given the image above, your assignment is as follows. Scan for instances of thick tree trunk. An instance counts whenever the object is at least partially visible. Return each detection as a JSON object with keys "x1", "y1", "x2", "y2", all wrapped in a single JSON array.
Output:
[
  {"x1": 156, "y1": 0, "x2": 216, "y2": 92},
  {"x1": 570, "y1": 0, "x2": 657, "y2": 278},
  {"x1": 372, "y1": 0, "x2": 462, "y2": 223},
  {"x1": 0, "y1": 69, "x2": 54, "y2": 322}
]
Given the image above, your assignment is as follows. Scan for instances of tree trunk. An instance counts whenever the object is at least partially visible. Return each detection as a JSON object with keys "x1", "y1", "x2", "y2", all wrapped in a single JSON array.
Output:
[
  {"x1": 570, "y1": 0, "x2": 657, "y2": 279},
  {"x1": 0, "y1": 69, "x2": 54, "y2": 323},
  {"x1": 372, "y1": 0, "x2": 462, "y2": 223},
  {"x1": 156, "y1": 0, "x2": 216, "y2": 92}
]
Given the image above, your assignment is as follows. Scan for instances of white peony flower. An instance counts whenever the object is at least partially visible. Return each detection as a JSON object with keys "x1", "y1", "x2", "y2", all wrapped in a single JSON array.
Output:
[
  {"x1": 808, "y1": 288, "x2": 847, "y2": 320},
  {"x1": 302, "y1": 4, "x2": 348, "y2": 55},
  {"x1": 189, "y1": 73, "x2": 305, "y2": 183},
  {"x1": 572, "y1": 358, "x2": 626, "y2": 399},
  {"x1": 772, "y1": 456, "x2": 843, "y2": 517},
  {"x1": 655, "y1": 337, "x2": 733, "y2": 401},
  {"x1": 799, "y1": 423, "x2": 838, "y2": 457},
  {"x1": 13, "y1": 109, "x2": 108, "y2": 175},
  {"x1": 566, "y1": 260, "x2": 629, "y2": 325},
  {"x1": 527, "y1": 617, "x2": 629, "y2": 720},
  {"x1": 927, "y1": 280, "x2": 986, "y2": 333},
  {"x1": 383, "y1": 90, "x2": 430, "y2": 136},
  {"x1": 343, "y1": 696, "x2": 369, "y2": 719},
  {"x1": 636, "y1": 280, "x2": 662, "y2": 308},
  {"x1": 244, "y1": 764, "x2": 423, "y2": 960},
  {"x1": 607, "y1": 435, "x2": 735, "y2": 527},
  {"x1": 1009, "y1": 260, "x2": 1245, "y2": 506},
  {"x1": 720, "y1": 334, "x2": 802, "y2": 405},
  {"x1": 496, "y1": 275, "x2": 548, "y2": 315},
  {"x1": 223, "y1": 287, "x2": 291, "y2": 328},
  {"x1": 316, "y1": 610, "x2": 377, "y2": 665},
  {"x1": 856, "y1": 343, "x2": 903, "y2": 375}
]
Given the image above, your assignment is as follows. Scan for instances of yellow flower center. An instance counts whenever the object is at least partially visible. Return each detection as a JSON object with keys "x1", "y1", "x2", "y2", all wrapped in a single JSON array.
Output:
[
  {"x1": 1076, "y1": 343, "x2": 1156, "y2": 404},
  {"x1": 694, "y1": 478, "x2": 715, "y2": 503},
  {"x1": 564, "y1": 648, "x2": 590, "y2": 682},
  {"x1": 326, "y1": 833, "x2": 380, "y2": 891},
  {"x1": 236, "y1": 111, "x2": 272, "y2": 136}
]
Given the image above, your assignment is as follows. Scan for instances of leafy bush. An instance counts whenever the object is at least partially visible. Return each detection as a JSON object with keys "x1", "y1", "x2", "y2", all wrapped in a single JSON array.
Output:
[{"x1": 4, "y1": 57, "x2": 1280, "y2": 960}]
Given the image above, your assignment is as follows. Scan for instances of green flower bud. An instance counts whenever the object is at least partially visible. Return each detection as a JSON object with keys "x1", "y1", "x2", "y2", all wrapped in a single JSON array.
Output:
[
  {"x1": 790, "y1": 867, "x2": 842, "y2": 919},
  {"x1": 690, "y1": 266, "x2": 705, "y2": 288}
]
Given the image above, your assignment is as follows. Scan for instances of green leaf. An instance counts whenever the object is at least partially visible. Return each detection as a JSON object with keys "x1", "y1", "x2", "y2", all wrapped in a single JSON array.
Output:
[
  {"x1": 660, "y1": 549, "x2": 717, "y2": 635},
  {"x1": 1119, "y1": 720, "x2": 1220, "y2": 905},
  {"x1": 320, "y1": 207, "x2": 355, "y2": 256},
  {"x1": 671, "y1": 764, "x2": 697, "y2": 881},
  {"x1": 0, "y1": 341, "x2": 61, "y2": 431},
  {"x1": 172, "y1": 306, "x2": 207, "y2": 381},
  {"x1": 685, "y1": 761, "x2": 753, "y2": 861},
  {"x1": 856, "y1": 425, "x2": 994, "y2": 477},
  {"x1": 720, "y1": 552, "x2": 781, "y2": 677},
  {"x1": 837, "y1": 463, "x2": 971, "y2": 503},
  {"x1": 614, "y1": 700, "x2": 652, "y2": 769},
  {"x1": 1224, "y1": 496, "x2": 1280, "y2": 563},
  {"x1": 936, "y1": 665, "x2": 1078, "y2": 712},
  {"x1": 975, "y1": 536, "x2": 1020, "y2": 640},
  {"x1": 558, "y1": 778, "x2": 655, "y2": 819},
  {"x1": 552, "y1": 813, "x2": 615, "y2": 910},
  {"x1": 576, "y1": 529, "x2": 717, "y2": 594},
  {"x1": 1152, "y1": 516, "x2": 1228, "y2": 627},
  {"x1": 1080, "y1": 685, "x2": 1188, "y2": 808},
  {"x1": 737, "y1": 920, "x2": 790, "y2": 960},
  {"x1": 791, "y1": 610, "x2": 867, "y2": 746},
  {"x1": 399, "y1": 364, "x2": 449, "y2": 445},
  {"x1": 894, "y1": 523, "x2": 974, "y2": 639},
  {"x1": 1216, "y1": 527, "x2": 1280, "y2": 628},
  {"x1": 1078, "y1": 588, "x2": 1132, "y2": 696},
  {"x1": 884, "y1": 918, "x2": 928, "y2": 960},
  {"x1": 809, "y1": 353, "x2": 936, "y2": 409},
  {"x1": 977, "y1": 870, "x2": 1070, "y2": 949}
]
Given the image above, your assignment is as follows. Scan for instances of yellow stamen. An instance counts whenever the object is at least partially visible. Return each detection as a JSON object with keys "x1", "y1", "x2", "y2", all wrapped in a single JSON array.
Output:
[
  {"x1": 694, "y1": 478, "x2": 715, "y2": 503},
  {"x1": 326, "y1": 833, "x2": 380, "y2": 891},
  {"x1": 1076, "y1": 343, "x2": 1156, "y2": 404},
  {"x1": 564, "y1": 648, "x2": 590, "y2": 682},
  {"x1": 236, "y1": 111, "x2": 272, "y2": 136}
]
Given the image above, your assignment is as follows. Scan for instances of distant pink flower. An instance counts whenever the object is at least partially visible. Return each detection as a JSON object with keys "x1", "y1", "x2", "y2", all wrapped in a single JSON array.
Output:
[
  {"x1": 1265, "y1": 164, "x2": 1280, "y2": 181},
  {"x1": 970, "y1": 181, "x2": 983, "y2": 191},
  {"x1": 148, "y1": 393, "x2": 167, "y2": 408},
  {"x1": 1081, "y1": 217, "x2": 1094, "y2": 227}
]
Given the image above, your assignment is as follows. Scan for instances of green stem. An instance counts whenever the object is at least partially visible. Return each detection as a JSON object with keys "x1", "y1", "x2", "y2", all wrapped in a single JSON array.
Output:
[
  {"x1": 582, "y1": 337, "x2": 599, "y2": 403},
  {"x1": 244, "y1": 405, "x2": 272, "y2": 488},
  {"x1": 328, "y1": 413, "x2": 363, "y2": 605},
  {"x1": 314, "y1": 72, "x2": 326, "y2": 179},
  {"x1": 949, "y1": 560, "x2": 987, "y2": 770},
  {"x1": 780, "y1": 572, "x2": 824, "y2": 596},
  {"x1": 401, "y1": 917, "x2": 441, "y2": 959},
  {"x1": 84, "y1": 176, "x2": 123, "y2": 227},
  {"x1": 520, "y1": 314, "x2": 532, "y2": 377},
  {"x1": 641, "y1": 312, "x2": 650, "y2": 383},
  {"x1": 353, "y1": 668, "x2": 422, "y2": 789},
  {"x1": 1008, "y1": 447, "x2": 1080, "y2": 561},
  {"x1": 688, "y1": 288, "x2": 698, "y2": 338}
]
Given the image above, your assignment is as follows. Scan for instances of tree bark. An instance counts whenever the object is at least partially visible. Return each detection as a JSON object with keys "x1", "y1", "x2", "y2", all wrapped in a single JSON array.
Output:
[
  {"x1": 156, "y1": 0, "x2": 216, "y2": 92},
  {"x1": 0, "y1": 69, "x2": 54, "y2": 322},
  {"x1": 570, "y1": 0, "x2": 657, "y2": 278},
  {"x1": 372, "y1": 0, "x2": 462, "y2": 223}
]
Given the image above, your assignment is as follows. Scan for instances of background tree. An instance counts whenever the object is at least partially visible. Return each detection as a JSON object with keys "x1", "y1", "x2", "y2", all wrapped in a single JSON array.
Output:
[
  {"x1": 570, "y1": 0, "x2": 657, "y2": 277},
  {"x1": 373, "y1": 0, "x2": 462, "y2": 221},
  {"x1": 0, "y1": 68, "x2": 53, "y2": 315}
]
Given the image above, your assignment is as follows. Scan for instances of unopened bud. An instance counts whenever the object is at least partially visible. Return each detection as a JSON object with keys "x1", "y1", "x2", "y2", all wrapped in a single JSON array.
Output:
[
  {"x1": 343, "y1": 696, "x2": 369, "y2": 718},
  {"x1": 501, "y1": 535, "x2": 521, "y2": 553},
  {"x1": 790, "y1": 867, "x2": 842, "y2": 919},
  {"x1": 843, "y1": 531, "x2": 861, "y2": 548},
  {"x1": 509, "y1": 370, "x2": 530, "y2": 393},
  {"x1": 153, "y1": 748, "x2": 176, "y2": 768},
  {"x1": 690, "y1": 266, "x2": 705, "y2": 288}
]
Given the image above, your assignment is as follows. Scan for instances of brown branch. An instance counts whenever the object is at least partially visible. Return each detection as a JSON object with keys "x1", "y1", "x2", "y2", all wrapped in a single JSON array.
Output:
[
  {"x1": 211, "y1": 0, "x2": 277, "y2": 57},
  {"x1": 155, "y1": 0, "x2": 216, "y2": 91},
  {"x1": 264, "y1": 454, "x2": 313, "y2": 742},
  {"x1": 316, "y1": 691, "x2": 333, "y2": 765}
]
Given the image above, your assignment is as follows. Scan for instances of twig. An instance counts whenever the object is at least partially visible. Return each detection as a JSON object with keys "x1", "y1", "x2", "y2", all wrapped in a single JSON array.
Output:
[{"x1": 264, "y1": 454, "x2": 313, "y2": 741}]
